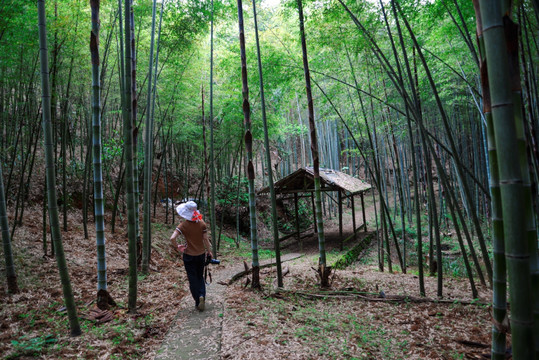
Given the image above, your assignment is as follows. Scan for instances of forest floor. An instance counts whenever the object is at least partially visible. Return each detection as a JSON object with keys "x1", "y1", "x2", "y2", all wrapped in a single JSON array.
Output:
[{"x1": 0, "y1": 197, "x2": 502, "y2": 359}]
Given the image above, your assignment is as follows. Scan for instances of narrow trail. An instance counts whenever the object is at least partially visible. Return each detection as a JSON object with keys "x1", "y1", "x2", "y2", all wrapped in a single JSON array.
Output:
[
  {"x1": 154, "y1": 267, "x2": 233, "y2": 360},
  {"x1": 154, "y1": 253, "x2": 302, "y2": 359}
]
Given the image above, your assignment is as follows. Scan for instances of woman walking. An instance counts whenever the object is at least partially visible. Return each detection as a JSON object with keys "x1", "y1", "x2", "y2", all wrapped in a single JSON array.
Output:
[{"x1": 170, "y1": 201, "x2": 213, "y2": 311}]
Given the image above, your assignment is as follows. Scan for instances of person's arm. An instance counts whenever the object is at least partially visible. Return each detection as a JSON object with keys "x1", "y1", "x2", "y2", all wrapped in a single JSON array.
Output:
[
  {"x1": 170, "y1": 226, "x2": 187, "y2": 254},
  {"x1": 202, "y1": 224, "x2": 213, "y2": 258}
]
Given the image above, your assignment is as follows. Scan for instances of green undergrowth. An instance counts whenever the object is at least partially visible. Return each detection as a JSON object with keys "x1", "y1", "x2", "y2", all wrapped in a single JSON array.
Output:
[
  {"x1": 3, "y1": 293, "x2": 151, "y2": 360},
  {"x1": 236, "y1": 295, "x2": 406, "y2": 360},
  {"x1": 6, "y1": 334, "x2": 58, "y2": 359},
  {"x1": 219, "y1": 233, "x2": 278, "y2": 261},
  {"x1": 379, "y1": 212, "x2": 492, "y2": 281},
  {"x1": 333, "y1": 234, "x2": 375, "y2": 270}
]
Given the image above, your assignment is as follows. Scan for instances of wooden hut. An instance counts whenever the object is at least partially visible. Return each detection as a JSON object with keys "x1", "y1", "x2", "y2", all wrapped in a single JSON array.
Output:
[{"x1": 258, "y1": 167, "x2": 372, "y2": 247}]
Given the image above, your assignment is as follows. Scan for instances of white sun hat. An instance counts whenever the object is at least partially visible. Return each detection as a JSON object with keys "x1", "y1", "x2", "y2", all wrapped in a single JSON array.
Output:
[{"x1": 176, "y1": 201, "x2": 198, "y2": 221}]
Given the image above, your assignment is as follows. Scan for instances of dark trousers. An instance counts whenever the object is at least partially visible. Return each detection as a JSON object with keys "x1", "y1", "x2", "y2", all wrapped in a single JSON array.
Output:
[{"x1": 183, "y1": 253, "x2": 206, "y2": 305}]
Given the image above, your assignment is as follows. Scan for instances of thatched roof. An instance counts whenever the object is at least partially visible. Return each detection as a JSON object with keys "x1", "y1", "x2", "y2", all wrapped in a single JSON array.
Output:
[{"x1": 258, "y1": 167, "x2": 372, "y2": 196}]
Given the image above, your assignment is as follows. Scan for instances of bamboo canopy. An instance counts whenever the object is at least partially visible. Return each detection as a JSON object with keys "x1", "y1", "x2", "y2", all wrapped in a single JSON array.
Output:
[{"x1": 258, "y1": 167, "x2": 372, "y2": 196}]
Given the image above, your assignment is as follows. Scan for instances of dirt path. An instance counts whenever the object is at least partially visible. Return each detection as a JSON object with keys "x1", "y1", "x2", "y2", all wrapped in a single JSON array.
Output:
[
  {"x1": 153, "y1": 264, "x2": 233, "y2": 360},
  {"x1": 154, "y1": 253, "x2": 302, "y2": 359}
]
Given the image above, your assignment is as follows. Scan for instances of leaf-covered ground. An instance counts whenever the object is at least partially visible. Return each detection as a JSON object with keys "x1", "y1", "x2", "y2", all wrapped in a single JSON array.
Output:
[
  {"x1": 0, "y1": 205, "x2": 504, "y2": 359},
  {"x1": 219, "y1": 230, "x2": 498, "y2": 360},
  {"x1": 221, "y1": 260, "x2": 494, "y2": 359},
  {"x1": 0, "y1": 206, "x2": 188, "y2": 359}
]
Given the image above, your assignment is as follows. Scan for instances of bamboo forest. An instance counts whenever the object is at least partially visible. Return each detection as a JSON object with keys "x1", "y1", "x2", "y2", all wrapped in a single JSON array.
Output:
[{"x1": 1, "y1": 0, "x2": 538, "y2": 358}]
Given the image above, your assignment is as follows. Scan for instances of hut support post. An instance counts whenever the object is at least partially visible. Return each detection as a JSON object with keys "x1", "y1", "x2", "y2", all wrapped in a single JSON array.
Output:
[
  {"x1": 338, "y1": 190, "x2": 343, "y2": 250},
  {"x1": 361, "y1": 192, "x2": 366, "y2": 232},
  {"x1": 294, "y1": 192, "x2": 301, "y2": 248},
  {"x1": 311, "y1": 192, "x2": 317, "y2": 233},
  {"x1": 351, "y1": 195, "x2": 356, "y2": 239}
]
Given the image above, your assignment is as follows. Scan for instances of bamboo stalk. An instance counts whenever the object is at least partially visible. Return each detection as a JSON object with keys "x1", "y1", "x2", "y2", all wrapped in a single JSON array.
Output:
[
  {"x1": 0, "y1": 161, "x2": 18, "y2": 294},
  {"x1": 478, "y1": 0, "x2": 535, "y2": 356},
  {"x1": 38, "y1": 0, "x2": 81, "y2": 336},
  {"x1": 122, "y1": 0, "x2": 138, "y2": 314},
  {"x1": 297, "y1": 0, "x2": 330, "y2": 286},
  {"x1": 208, "y1": 0, "x2": 217, "y2": 256},
  {"x1": 251, "y1": 0, "x2": 282, "y2": 288},
  {"x1": 90, "y1": 0, "x2": 109, "y2": 298},
  {"x1": 142, "y1": 0, "x2": 157, "y2": 274},
  {"x1": 236, "y1": 0, "x2": 261, "y2": 287}
]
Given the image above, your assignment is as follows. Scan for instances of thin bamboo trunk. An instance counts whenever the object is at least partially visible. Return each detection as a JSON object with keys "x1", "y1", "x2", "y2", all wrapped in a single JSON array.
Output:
[
  {"x1": 209, "y1": 0, "x2": 217, "y2": 256},
  {"x1": 0, "y1": 162, "x2": 18, "y2": 293},
  {"x1": 203, "y1": 87, "x2": 210, "y2": 221},
  {"x1": 82, "y1": 112, "x2": 91, "y2": 239},
  {"x1": 130, "y1": 5, "x2": 140, "y2": 261},
  {"x1": 235, "y1": 146, "x2": 243, "y2": 247},
  {"x1": 251, "y1": 0, "x2": 281, "y2": 288},
  {"x1": 90, "y1": 0, "x2": 111, "y2": 308},
  {"x1": 236, "y1": 0, "x2": 261, "y2": 287},
  {"x1": 62, "y1": 22, "x2": 78, "y2": 233},
  {"x1": 42, "y1": 179, "x2": 47, "y2": 256},
  {"x1": 123, "y1": 0, "x2": 138, "y2": 314},
  {"x1": 296, "y1": 0, "x2": 330, "y2": 287},
  {"x1": 38, "y1": 0, "x2": 81, "y2": 336},
  {"x1": 142, "y1": 0, "x2": 158, "y2": 274}
]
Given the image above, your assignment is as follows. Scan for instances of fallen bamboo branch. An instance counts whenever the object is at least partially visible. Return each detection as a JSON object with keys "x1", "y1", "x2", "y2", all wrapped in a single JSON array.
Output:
[
  {"x1": 228, "y1": 254, "x2": 302, "y2": 285},
  {"x1": 273, "y1": 289, "x2": 490, "y2": 306},
  {"x1": 455, "y1": 339, "x2": 489, "y2": 348}
]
